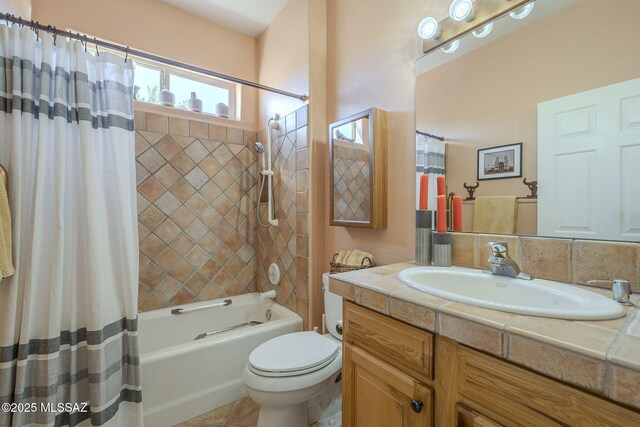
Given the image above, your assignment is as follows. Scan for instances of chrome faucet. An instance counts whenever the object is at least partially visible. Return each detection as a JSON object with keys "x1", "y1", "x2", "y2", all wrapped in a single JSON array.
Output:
[{"x1": 484, "y1": 241, "x2": 533, "y2": 280}]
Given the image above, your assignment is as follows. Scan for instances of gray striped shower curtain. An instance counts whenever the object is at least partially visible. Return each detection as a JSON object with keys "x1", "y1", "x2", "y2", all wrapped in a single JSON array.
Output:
[
  {"x1": 0, "y1": 25, "x2": 142, "y2": 426},
  {"x1": 415, "y1": 133, "x2": 446, "y2": 210}
]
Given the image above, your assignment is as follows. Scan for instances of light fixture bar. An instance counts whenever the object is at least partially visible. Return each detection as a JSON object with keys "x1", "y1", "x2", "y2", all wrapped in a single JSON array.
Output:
[{"x1": 422, "y1": 0, "x2": 533, "y2": 54}]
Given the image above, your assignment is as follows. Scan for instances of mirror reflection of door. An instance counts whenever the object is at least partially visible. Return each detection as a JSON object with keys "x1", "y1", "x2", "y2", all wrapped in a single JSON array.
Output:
[
  {"x1": 333, "y1": 117, "x2": 371, "y2": 222},
  {"x1": 538, "y1": 78, "x2": 640, "y2": 242},
  {"x1": 415, "y1": 0, "x2": 640, "y2": 239}
]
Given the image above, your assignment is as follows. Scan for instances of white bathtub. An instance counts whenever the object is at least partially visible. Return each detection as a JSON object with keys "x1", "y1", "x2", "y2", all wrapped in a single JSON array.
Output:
[{"x1": 138, "y1": 293, "x2": 302, "y2": 427}]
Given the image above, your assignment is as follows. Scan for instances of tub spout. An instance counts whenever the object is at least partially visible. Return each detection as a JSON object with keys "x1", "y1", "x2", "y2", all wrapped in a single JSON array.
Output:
[{"x1": 260, "y1": 290, "x2": 277, "y2": 300}]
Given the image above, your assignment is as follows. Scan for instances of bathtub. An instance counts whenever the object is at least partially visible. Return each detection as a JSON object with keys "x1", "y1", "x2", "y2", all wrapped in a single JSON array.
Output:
[{"x1": 138, "y1": 293, "x2": 302, "y2": 427}]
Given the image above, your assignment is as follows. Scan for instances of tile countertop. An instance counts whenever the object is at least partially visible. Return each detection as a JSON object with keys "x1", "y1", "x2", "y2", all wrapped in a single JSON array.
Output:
[{"x1": 329, "y1": 262, "x2": 640, "y2": 410}]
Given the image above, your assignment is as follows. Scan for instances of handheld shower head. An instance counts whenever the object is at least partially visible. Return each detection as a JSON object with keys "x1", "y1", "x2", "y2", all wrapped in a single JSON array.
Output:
[
  {"x1": 268, "y1": 114, "x2": 280, "y2": 130},
  {"x1": 255, "y1": 142, "x2": 266, "y2": 171}
]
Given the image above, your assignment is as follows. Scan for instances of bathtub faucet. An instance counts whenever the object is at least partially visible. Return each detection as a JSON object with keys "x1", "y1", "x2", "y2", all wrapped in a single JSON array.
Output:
[{"x1": 260, "y1": 290, "x2": 277, "y2": 300}]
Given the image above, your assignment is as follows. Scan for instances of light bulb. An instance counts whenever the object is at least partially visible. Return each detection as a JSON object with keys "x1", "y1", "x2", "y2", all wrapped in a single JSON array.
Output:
[
  {"x1": 449, "y1": 0, "x2": 475, "y2": 22},
  {"x1": 472, "y1": 22, "x2": 494, "y2": 38},
  {"x1": 441, "y1": 39, "x2": 460, "y2": 53},
  {"x1": 510, "y1": 1, "x2": 535, "y2": 20},
  {"x1": 418, "y1": 17, "x2": 441, "y2": 40}
]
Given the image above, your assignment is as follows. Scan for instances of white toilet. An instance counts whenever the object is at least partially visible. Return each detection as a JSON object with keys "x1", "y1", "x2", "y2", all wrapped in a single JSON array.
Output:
[{"x1": 243, "y1": 273, "x2": 343, "y2": 427}]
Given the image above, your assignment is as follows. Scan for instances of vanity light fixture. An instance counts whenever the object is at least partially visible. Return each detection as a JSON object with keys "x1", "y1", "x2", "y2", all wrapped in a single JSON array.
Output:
[
  {"x1": 472, "y1": 22, "x2": 494, "y2": 38},
  {"x1": 418, "y1": 17, "x2": 441, "y2": 40},
  {"x1": 510, "y1": 1, "x2": 535, "y2": 20},
  {"x1": 449, "y1": 0, "x2": 476, "y2": 22},
  {"x1": 441, "y1": 39, "x2": 460, "y2": 53},
  {"x1": 421, "y1": 0, "x2": 533, "y2": 55}
]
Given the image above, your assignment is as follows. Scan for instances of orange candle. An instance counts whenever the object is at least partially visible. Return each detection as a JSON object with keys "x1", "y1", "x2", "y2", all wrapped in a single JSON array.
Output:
[
  {"x1": 453, "y1": 195, "x2": 463, "y2": 231},
  {"x1": 437, "y1": 175, "x2": 446, "y2": 196},
  {"x1": 419, "y1": 174, "x2": 429, "y2": 210},
  {"x1": 437, "y1": 195, "x2": 447, "y2": 232}
]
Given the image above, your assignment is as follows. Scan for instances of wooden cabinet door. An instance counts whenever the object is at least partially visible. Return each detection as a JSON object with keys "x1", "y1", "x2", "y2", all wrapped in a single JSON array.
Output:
[
  {"x1": 457, "y1": 404, "x2": 504, "y2": 427},
  {"x1": 343, "y1": 344, "x2": 433, "y2": 427}
]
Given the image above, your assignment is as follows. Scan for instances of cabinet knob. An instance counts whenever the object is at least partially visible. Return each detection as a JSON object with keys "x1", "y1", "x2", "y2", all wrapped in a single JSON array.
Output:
[{"x1": 411, "y1": 399, "x2": 423, "y2": 413}]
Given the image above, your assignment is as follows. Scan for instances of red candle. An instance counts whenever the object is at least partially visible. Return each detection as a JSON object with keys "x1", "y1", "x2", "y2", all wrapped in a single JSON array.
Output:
[
  {"x1": 453, "y1": 195, "x2": 463, "y2": 232},
  {"x1": 419, "y1": 174, "x2": 429, "y2": 210},
  {"x1": 437, "y1": 175, "x2": 446, "y2": 196},
  {"x1": 437, "y1": 195, "x2": 447, "y2": 232}
]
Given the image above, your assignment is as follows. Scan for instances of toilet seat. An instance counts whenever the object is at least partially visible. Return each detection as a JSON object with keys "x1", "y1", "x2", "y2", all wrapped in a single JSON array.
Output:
[{"x1": 248, "y1": 331, "x2": 339, "y2": 378}]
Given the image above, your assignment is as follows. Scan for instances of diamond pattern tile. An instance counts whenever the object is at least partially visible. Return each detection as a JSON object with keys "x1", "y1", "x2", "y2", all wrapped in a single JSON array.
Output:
[
  {"x1": 135, "y1": 108, "x2": 309, "y2": 315},
  {"x1": 333, "y1": 153, "x2": 371, "y2": 221},
  {"x1": 185, "y1": 167, "x2": 209, "y2": 190},
  {"x1": 155, "y1": 135, "x2": 182, "y2": 160},
  {"x1": 138, "y1": 147, "x2": 166, "y2": 173},
  {"x1": 185, "y1": 140, "x2": 209, "y2": 163}
]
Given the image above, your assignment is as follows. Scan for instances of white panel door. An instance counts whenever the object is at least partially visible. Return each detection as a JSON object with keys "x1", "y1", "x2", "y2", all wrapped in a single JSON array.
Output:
[{"x1": 538, "y1": 78, "x2": 640, "y2": 241}]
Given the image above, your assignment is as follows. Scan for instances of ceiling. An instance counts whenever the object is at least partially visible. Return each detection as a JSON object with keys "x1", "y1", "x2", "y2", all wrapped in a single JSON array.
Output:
[{"x1": 159, "y1": 0, "x2": 290, "y2": 37}]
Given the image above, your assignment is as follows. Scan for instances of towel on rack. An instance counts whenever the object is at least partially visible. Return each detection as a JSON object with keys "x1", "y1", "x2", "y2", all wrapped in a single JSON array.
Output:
[
  {"x1": 472, "y1": 196, "x2": 517, "y2": 234},
  {"x1": 0, "y1": 173, "x2": 14, "y2": 280}
]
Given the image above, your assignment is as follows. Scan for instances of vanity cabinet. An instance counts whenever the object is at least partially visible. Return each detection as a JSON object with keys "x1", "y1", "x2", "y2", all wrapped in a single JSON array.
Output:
[
  {"x1": 342, "y1": 300, "x2": 640, "y2": 427},
  {"x1": 456, "y1": 405, "x2": 503, "y2": 427},
  {"x1": 343, "y1": 302, "x2": 434, "y2": 427},
  {"x1": 343, "y1": 345, "x2": 433, "y2": 427}
]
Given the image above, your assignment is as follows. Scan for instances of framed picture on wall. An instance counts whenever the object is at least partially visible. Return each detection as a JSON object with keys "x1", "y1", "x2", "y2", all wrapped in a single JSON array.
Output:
[{"x1": 477, "y1": 143, "x2": 522, "y2": 180}]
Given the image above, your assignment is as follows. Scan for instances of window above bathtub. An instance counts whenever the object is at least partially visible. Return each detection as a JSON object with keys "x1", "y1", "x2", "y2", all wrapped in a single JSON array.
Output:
[{"x1": 133, "y1": 58, "x2": 238, "y2": 120}]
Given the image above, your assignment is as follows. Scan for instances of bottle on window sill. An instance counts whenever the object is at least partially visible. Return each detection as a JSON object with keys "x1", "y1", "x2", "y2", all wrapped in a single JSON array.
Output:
[{"x1": 187, "y1": 92, "x2": 203, "y2": 113}]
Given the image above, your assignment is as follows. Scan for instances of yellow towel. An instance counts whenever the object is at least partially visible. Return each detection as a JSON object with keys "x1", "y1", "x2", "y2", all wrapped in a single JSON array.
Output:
[
  {"x1": 345, "y1": 250, "x2": 375, "y2": 267},
  {"x1": 0, "y1": 172, "x2": 13, "y2": 280},
  {"x1": 472, "y1": 196, "x2": 517, "y2": 234},
  {"x1": 334, "y1": 250, "x2": 347, "y2": 264}
]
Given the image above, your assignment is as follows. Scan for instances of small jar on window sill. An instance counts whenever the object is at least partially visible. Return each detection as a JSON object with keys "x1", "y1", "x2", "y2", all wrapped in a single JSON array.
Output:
[
  {"x1": 215, "y1": 103, "x2": 229, "y2": 118},
  {"x1": 159, "y1": 88, "x2": 175, "y2": 107},
  {"x1": 187, "y1": 92, "x2": 203, "y2": 113}
]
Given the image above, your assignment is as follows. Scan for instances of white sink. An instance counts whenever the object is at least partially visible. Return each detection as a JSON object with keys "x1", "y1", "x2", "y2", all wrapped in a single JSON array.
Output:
[{"x1": 397, "y1": 266, "x2": 625, "y2": 320}]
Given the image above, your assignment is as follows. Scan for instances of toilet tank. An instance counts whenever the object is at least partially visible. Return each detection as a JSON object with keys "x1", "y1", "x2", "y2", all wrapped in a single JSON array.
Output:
[{"x1": 323, "y1": 273, "x2": 343, "y2": 341}]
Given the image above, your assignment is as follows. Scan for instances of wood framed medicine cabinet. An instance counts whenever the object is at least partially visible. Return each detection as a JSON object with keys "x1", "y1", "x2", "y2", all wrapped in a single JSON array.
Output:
[{"x1": 329, "y1": 107, "x2": 388, "y2": 228}]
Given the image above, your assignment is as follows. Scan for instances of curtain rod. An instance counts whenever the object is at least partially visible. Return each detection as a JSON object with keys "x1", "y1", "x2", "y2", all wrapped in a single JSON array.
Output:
[
  {"x1": 1, "y1": 12, "x2": 308, "y2": 102},
  {"x1": 416, "y1": 130, "x2": 445, "y2": 141}
]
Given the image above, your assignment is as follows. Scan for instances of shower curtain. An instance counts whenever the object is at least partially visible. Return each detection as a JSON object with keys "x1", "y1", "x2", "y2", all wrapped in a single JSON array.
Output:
[
  {"x1": 0, "y1": 26, "x2": 142, "y2": 426},
  {"x1": 416, "y1": 133, "x2": 446, "y2": 210}
]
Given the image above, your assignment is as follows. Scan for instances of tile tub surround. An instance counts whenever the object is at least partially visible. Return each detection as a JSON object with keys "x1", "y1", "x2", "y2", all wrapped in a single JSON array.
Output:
[
  {"x1": 136, "y1": 111, "x2": 259, "y2": 311},
  {"x1": 329, "y1": 263, "x2": 640, "y2": 409},
  {"x1": 450, "y1": 232, "x2": 640, "y2": 292},
  {"x1": 256, "y1": 106, "x2": 311, "y2": 328}
]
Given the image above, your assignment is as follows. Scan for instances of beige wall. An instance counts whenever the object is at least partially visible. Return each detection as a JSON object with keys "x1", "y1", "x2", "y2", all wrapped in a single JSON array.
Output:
[
  {"x1": 257, "y1": 0, "x2": 310, "y2": 130},
  {"x1": 417, "y1": 0, "x2": 640, "y2": 234},
  {"x1": 31, "y1": 0, "x2": 260, "y2": 129},
  {"x1": 0, "y1": 0, "x2": 30, "y2": 18},
  {"x1": 320, "y1": 0, "x2": 448, "y2": 270}
]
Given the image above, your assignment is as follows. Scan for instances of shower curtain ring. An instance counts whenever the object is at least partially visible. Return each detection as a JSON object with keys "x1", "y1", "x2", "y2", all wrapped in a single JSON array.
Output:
[
  {"x1": 53, "y1": 27, "x2": 57, "y2": 46},
  {"x1": 18, "y1": 17, "x2": 22, "y2": 27},
  {"x1": 124, "y1": 46, "x2": 129, "y2": 63},
  {"x1": 84, "y1": 34, "x2": 88, "y2": 52},
  {"x1": 94, "y1": 37, "x2": 99, "y2": 56}
]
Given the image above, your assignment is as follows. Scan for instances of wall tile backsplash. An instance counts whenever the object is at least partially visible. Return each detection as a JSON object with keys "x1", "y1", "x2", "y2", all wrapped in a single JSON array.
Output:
[
  {"x1": 256, "y1": 106, "x2": 310, "y2": 328},
  {"x1": 452, "y1": 232, "x2": 640, "y2": 292},
  {"x1": 135, "y1": 111, "x2": 259, "y2": 311}
]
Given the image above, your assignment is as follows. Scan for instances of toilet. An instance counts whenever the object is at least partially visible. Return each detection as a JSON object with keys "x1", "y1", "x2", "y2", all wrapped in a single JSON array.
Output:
[{"x1": 243, "y1": 273, "x2": 343, "y2": 427}]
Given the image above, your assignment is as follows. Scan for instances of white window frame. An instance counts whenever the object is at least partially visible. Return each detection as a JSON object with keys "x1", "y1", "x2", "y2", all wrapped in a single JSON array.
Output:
[
  {"x1": 134, "y1": 57, "x2": 238, "y2": 120},
  {"x1": 162, "y1": 61, "x2": 238, "y2": 120}
]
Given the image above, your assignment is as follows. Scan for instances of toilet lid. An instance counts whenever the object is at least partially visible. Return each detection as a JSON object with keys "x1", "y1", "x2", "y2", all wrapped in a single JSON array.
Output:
[{"x1": 248, "y1": 331, "x2": 339, "y2": 377}]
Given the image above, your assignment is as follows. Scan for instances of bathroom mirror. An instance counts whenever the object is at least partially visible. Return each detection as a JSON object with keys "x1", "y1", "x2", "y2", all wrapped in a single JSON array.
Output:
[
  {"x1": 330, "y1": 107, "x2": 388, "y2": 228},
  {"x1": 415, "y1": 0, "x2": 640, "y2": 242}
]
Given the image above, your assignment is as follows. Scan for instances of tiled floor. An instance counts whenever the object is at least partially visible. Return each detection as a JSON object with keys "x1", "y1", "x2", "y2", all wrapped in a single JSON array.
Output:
[{"x1": 173, "y1": 397, "x2": 260, "y2": 427}]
